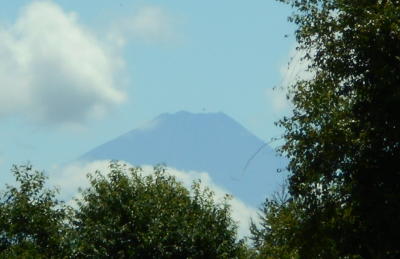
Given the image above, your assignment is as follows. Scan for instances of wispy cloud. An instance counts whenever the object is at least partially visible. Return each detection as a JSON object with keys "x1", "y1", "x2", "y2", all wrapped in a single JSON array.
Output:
[
  {"x1": 0, "y1": 1, "x2": 125, "y2": 127},
  {"x1": 109, "y1": 5, "x2": 178, "y2": 46},
  {"x1": 280, "y1": 47, "x2": 314, "y2": 89},
  {"x1": 266, "y1": 46, "x2": 314, "y2": 116},
  {"x1": 50, "y1": 160, "x2": 258, "y2": 238},
  {"x1": 265, "y1": 86, "x2": 290, "y2": 115}
]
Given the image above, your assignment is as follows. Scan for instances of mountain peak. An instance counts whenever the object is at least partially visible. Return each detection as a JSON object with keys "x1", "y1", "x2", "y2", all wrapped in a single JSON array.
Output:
[{"x1": 80, "y1": 111, "x2": 286, "y2": 206}]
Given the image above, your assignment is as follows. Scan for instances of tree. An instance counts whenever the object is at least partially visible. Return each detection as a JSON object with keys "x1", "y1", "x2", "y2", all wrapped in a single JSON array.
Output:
[
  {"x1": 275, "y1": 0, "x2": 400, "y2": 258},
  {"x1": 73, "y1": 162, "x2": 242, "y2": 258},
  {"x1": 250, "y1": 185, "x2": 300, "y2": 259},
  {"x1": 0, "y1": 164, "x2": 71, "y2": 258}
]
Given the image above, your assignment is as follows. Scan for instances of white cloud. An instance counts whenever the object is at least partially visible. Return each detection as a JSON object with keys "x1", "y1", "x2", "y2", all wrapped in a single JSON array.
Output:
[
  {"x1": 0, "y1": 1, "x2": 125, "y2": 126},
  {"x1": 50, "y1": 160, "x2": 259, "y2": 238},
  {"x1": 280, "y1": 47, "x2": 314, "y2": 89},
  {"x1": 266, "y1": 47, "x2": 314, "y2": 115},
  {"x1": 265, "y1": 86, "x2": 290, "y2": 114},
  {"x1": 109, "y1": 6, "x2": 177, "y2": 45}
]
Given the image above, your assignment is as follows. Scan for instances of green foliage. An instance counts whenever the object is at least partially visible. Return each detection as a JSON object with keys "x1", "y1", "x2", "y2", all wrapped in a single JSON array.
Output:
[
  {"x1": 72, "y1": 162, "x2": 242, "y2": 258},
  {"x1": 1, "y1": 163, "x2": 250, "y2": 258},
  {"x1": 0, "y1": 164, "x2": 71, "y2": 258},
  {"x1": 275, "y1": 0, "x2": 400, "y2": 258},
  {"x1": 235, "y1": 239, "x2": 258, "y2": 259},
  {"x1": 250, "y1": 185, "x2": 300, "y2": 259}
]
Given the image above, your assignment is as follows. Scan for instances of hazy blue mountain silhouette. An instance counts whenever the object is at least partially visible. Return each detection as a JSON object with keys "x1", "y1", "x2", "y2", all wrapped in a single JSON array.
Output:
[{"x1": 81, "y1": 111, "x2": 287, "y2": 206}]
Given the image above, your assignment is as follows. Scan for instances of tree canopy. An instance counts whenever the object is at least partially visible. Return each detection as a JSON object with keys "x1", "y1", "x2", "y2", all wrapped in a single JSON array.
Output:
[
  {"x1": 1, "y1": 162, "x2": 253, "y2": 258},
  {"x1": 0, "y1": 165, "x2": 70, "y2": 258},
  {"x1": 73, "y1": 162, "x2": 243, "y2": 258},
  {"x1": 272, "y1": 0, "x2": 400, "y2": 258}
]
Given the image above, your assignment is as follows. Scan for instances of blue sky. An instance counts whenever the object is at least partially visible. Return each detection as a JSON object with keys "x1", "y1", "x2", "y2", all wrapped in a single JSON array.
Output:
[
  {"x1": 0, "y1": 1, "x2": 297, "y2": 183},
  {"x1": 0, "y1": 0, "x2": 306, "y2": 237}
]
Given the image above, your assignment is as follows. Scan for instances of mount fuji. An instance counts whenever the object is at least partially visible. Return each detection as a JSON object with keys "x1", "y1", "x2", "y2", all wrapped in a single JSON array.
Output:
[{"x1": 80, "y1": 111, "x2": 287, "y2": 207}]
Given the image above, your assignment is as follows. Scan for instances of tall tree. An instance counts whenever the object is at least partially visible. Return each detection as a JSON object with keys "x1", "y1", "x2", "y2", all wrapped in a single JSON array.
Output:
[
  {"x1": 73, "y1": 162, "x2": 243, "y2": 258},
  {"x1": 0, "y1": 165, "x2": 71, "y2": 258},
  {"x1": 276, "y1": 0, "x2": 400, "y2": 258}
]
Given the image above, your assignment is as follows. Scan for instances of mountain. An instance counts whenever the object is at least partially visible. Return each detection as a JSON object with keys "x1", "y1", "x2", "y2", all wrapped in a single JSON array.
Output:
[{"x1": 80, "y1": 111, "x2": 287, "y2": 207}]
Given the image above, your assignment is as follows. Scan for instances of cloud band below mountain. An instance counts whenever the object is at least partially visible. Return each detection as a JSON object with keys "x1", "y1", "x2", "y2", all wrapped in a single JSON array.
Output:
[{"x1": 50, "y1": 160, "x2": 259, "y2": 238}]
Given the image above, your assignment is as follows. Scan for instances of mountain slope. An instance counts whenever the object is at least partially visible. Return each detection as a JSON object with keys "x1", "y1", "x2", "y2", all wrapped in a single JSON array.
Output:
[{"x1": 81, "y1": 111, "x2": 287, "y2": 206}]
